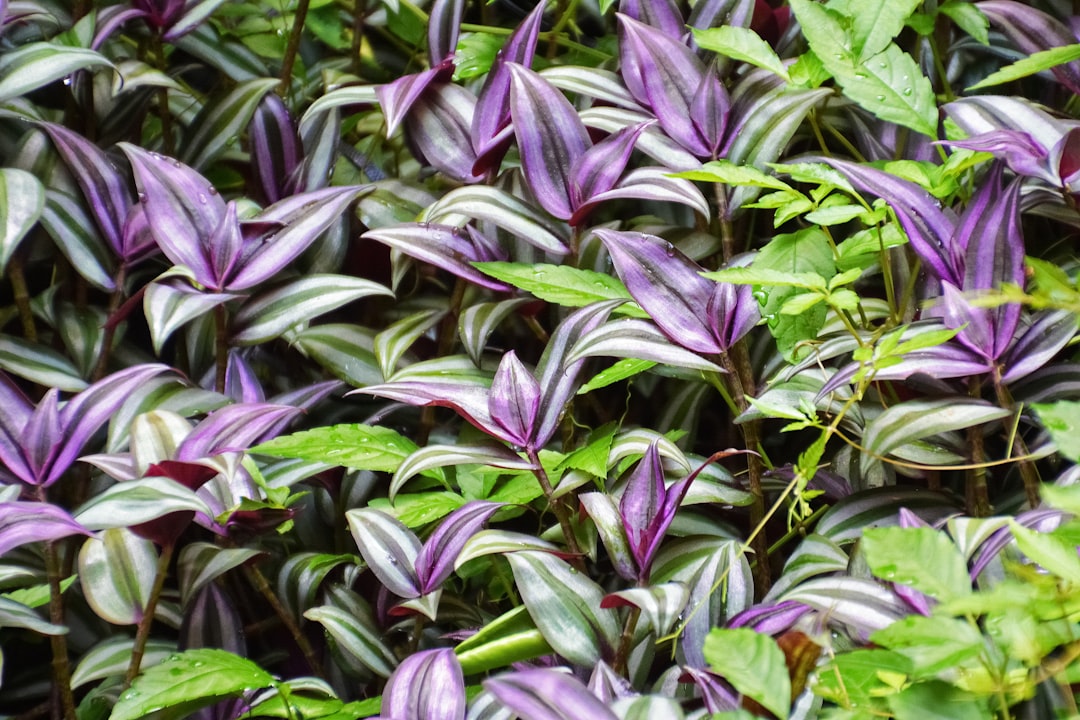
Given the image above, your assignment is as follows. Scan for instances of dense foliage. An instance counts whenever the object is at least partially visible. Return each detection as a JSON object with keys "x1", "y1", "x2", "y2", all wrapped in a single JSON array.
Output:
[{"x1": 3, "y1": 0, "x2": 1080, "y2": 717}]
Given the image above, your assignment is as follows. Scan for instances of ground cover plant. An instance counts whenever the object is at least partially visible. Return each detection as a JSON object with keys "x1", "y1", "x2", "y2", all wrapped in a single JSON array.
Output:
[{"x1": 4, "y1": 0, "x2": 1080, "y2": 717}]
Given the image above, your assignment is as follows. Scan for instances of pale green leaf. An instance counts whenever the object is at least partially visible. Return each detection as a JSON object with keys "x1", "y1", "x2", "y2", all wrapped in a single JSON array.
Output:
[
  {"x1": 180, "y1": 78, "x2": 278, "y2": 170},
  {"x1": 71, "y1": 637, "x2": 176, "y2": 688},
  {"x1": 253, "y1": 424, "x2": 429, "y2": 475},
  {"x1": 473, "y1": 262, "x2": 644, "y2": 315},
  {"x1": 967, "y1": 43, "x2": 1080, "y2": 91},
  {"x1": 670, "y1": 159, "x2": 792, "y2": 191},
  {"x1": 833, "y1": 43, "x2": 938, "y2": 137},
  {"x1": 0, "y1": 168, "x2": 44, "y2": 273},
  {"x1": 862, "y1": 526, "x2": 971, "y2": 601},
  {"x1": 1033, "y1": 401, "x2": 1080, "y2": 464},
  {"x1": 692, "y1": 26, "x2": 789, "y2": 79},
  {"x1": 940, "y1": 1, "x2": 989, "y2": 45},
  {"x1": 704, "y1": 628, "x2": 791, "y2": 719},
  {"x1": 577, "y1": 358, "x2": 657, "y2": 395},
  {"x1": 0, "y1": 43, "x2": 114, "y2": 102},
  {"x1": 78, "y1": 528, "x2": 157, "y2": 626}
]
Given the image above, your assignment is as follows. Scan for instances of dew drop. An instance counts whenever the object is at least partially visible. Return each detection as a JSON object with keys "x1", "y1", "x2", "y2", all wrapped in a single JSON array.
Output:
[
  {"x1": 192, "y1": 661, "x2": 205, "y2": 668},
  {"x1": 207, "y1": 186, "x2": 219, "y2": 196},
  {"x1": 664, "y1": 242, "x2": 676, "y2": 257},
  {"x1": 197, "y1": 193, "x2": 208, "y2": 204},
  {"x1": 226, "y1": 135, "x2": 238, "y2": 146},
  {"x1": 902, "y1": 88, "x2": 912, "y2": 96},
  {"x1": 875, "y1": 95, "x2": 886, "y2": 102},
  {"x1": 62, "y1": 75, "x2": 72, "y2": 86},
  {"x1": 138, "y1": 192, "x2": 148, "y2": 203},
  {"x1": 122, "y1": 691, "x2": 140, "y2": 700},
  {"x1": 386, "y1": 554, "x2": 399, "y2": 566},
  {"x1": 878, "y1": 61, "x2": 887, "y2": 69}
]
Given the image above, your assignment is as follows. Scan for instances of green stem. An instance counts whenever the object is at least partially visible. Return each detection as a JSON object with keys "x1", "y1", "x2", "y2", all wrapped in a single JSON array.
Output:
[
  {"x1": 10, "y1": 254, "x2": 37, "y2": 343},
  {"x1": 279, "y1": 0, "x2": 312, "y2": 97},
  {"x1": 124, "y1": 543, "x2": 175, "y2": 688},
  {"x1": 242, "y1": 564, "x2": 325, "y2": 676},
  {"x1": 527, "y1": 448, "x2": 583, "y2": 562},
  {"x1": 993, "y1": 376, "x2": 1041, "y2": 508}
]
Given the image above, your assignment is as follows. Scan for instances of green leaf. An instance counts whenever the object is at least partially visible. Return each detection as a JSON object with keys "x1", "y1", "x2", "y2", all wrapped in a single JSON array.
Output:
[
  {"x1": 836, "y1": 0, "x2": 922, "y2": 61},
  {"x1": 78, "y1": 528, "x2": 157, "y2": 626},
  {"x1": 304, "y1": 605, "x2": 398, "y2": 678},
  {"x1": 704, "y1": 267, "x2": 828, "y2": 290},
  {"x1": 577, "y1": 358, "x2": 657, "y2": 395},
  {"x1": 940, "y1": 1, "x2": 989, "y2": 45},
  {"x1": 454, "y1": 32, "x2": 504, "y2": 80},
  {"x1": 787, "y1": 0, "x2": 852, "y2": 76},
  {"x1": 3, "y1": 576, "x2": 75, "y2": 609},
  {"x1": 293, "y1": 323, "x2": 382, "y2": 387},
  {"x1": 0, "y1": 596, "x2": 67, "y2": 635},
  {"x1": 506, "y1": 551, "x2": 620, "y2": 667},
  {"x1": 870, "y1": 615, "x2": 984, "y2": 678},
  {"x1": 861, "y1": 398, "x2": 1011, "y2": 476},
  {"x1": 833, "y1": 43, "x2": 938, "y2": 137},
  {"x1": 177, "y1": 543, "x2": 263, "y2": 607},
  {"x1": 111, "y1": 649, "x2": 275, "y2": 720},
  {"x1": 180, "y1": 78, "x2": 278, "y2": 170},
  {"x1": 473, "y1": 262, "x2": 644, "y2": 315},
  {"x1": 886, "y1": 680, "x2": 990, "y2": 720},
  {"x1": 233, "y1": 275, "x2": 393, "y2": 345},
  {"x1": 670, "y1": 159, "x2": 792, "y2": 191},
  {"x1": 862, "y1": 526, "x2": 971, "y2": 601},
  {"x1": 813, "y1": 649, "x2": 912, "y2": 707},
  {"x1": 455, "y1": 605, "x2": 554, "y2": 674},
  {"x1": 375, "y1": 309, "x2": 443, "y2": 379},
  {"x1": 692, "y1": 26, "x2": 789, "y2": 79},
  {"x1": 0, "y1": 168, "x2": 44, "y2": 274},
  {"x1": 71, "y1": 637, "x2": 176, "y2": 688},
  {"x1": 967, "y1": 43, "x2": 1080, "y2": 91},
  {"x1": 555, "y1": 422, "x2": 618, "y2": 476},
  {"x1": 0, "y1": 335, "x2": 87, "y2": 392},
  {"x1": 0, "y1": 43, "x2": 114, "y2": 102},
  {"x1": 704, "y1": 628, "x2": 791, "y2": 719},
  {"x1": 1033, "y1": 401, "x2": 1080, "y2": 464},
  {"x1": 253, "y1": 424, "x2": 428, "y2": 475},
  {"x1": 1009, "y1": 521, "x2": 1080, "y2": 584}
]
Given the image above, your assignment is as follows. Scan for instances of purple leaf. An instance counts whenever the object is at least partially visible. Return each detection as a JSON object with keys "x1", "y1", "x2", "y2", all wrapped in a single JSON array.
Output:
[
  {"x1": 709, "y1": 280, "x2": 759, "y2": 349},
  {"x1": 617, "y1": 14, "x2": 720, "y2": 157},
  {"x1": 0, "y1": 501, "x2": 91, "y2": 556},
  {"x1": 953, "y1": 164, "x2": 1024, "y2": 358},
  {"x1": 347, "y1": 508, "x2": 422, "y2": 598},
  {"x1": 691, "y1": 61, "x2": 729, "y2": 158},
  {"x1": 619, "y1": 440, "x2": 666, "y2": 574},
  {"x1": 594, "y1": 228, "x2": 723, "y2": 354},
  {"x1": 508, "y1": 64, "x2": 590, "y2": 220},
  {"x1": 91, "y1": 6, "x2": 146, "y2": 49},
  {"x1": 727, "y1": 600, "x2": 811, "y2": 635},
  {"x1": 933, "y1": 283, "x2": 995, "y2": 360},
  {"x1": 363, "y1": 223, "x2": 511, "y2": 291},
  {"x1": 485, "y1": 669, "x2": 620, "y2": 720},
  {"x1": 405, "y1": 83, "x2": 484, "y2": 184},
  {"x1": 688, "y1": 0, "x2": 754, "y2": 33},
  {"x1": 48, "y1": 364, "x2": 172, "y2": 487},
  {"x1": 377, "y1": 67, "x2": 445, "y2": 138},
  {"x1": 427, "y1": 0, "x2": 463, "y2": 63},
  {"x1": 568, "y1": 121, "x2": 654, "y2": 218},
  {"x1": 1002, "y1": 310, "x2": 1078, "y2": 383},
  {"x1": 619, "y1": 0, "x2": 685, "y2": 39},
  {"x1": 120, "y1": 144, "x2": 224, "y2": 285},
  {"x1": 678, "y1": 666, "x2": 740, "y2": 714},
  {"x1": 577, "y1": 167, "x2": 710, "y2": 225},
  {"x1": 208, "y1": 202, "x2": 243, "y2": 290},
  {"x1": 0, "y1": 374, "x2": 36, "y2": 485},
  {"x1": 175, "y1": 403, "x2": 302, "y2": 460},
  {"x1": 220, "y1": 350, "x2": 265, "y2": 403},
  {"x1": 818, "y1": 157, "x2": 958, "y2": 285},
  {"x1": 415, "y1": 500, "x2": 503, "y2": 594},
  {"x1": 229, "y1": 186, "x2": 365, "y2": 290},
  {"x1": 472, "y1": 3, "x2": 545, "y2": 167},
  {"x1": 488, "y1": 351, "x2": 541, "y2": 448},
  {"x1": 383, "y1": 649, "x2": 466, "y2": 720},
  {"x1": 978, "y1": 0, "x2": 1080, "y2": 95},
  {"x1": 249, "y1": 93, "x2": 301, "y2": 204},
  {"x1": 359, "y1": 379, "x2": 518, "y2": 446},
  {"x1": 22, "y1": 389, "x2": 61, "y2": 482},
  {"x1": 943, "y1": 129, "x2": 1054, "y2": 184},
  {"x1": 41, "y1": 123, "x2": 132, "y2": 258},
  {"x1": 120, "y1": 203, "x2": 158, "y2": 264},
  {"x1": 533, "y1": 301, "x2": 622, "y2": 448}
]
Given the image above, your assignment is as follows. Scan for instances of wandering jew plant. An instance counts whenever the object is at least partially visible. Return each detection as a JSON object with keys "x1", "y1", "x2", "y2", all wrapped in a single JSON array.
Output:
[{"x1": 4, "y1": 0, "x2": 1080, "y2": 718}]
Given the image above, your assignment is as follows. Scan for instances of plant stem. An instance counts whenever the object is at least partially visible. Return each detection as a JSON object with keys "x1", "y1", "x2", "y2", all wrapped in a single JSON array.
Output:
[
  {"x1": 124, "y1": 543, "x2": 175, "y2": 688},
  {"x1": 10, "y1": 254, "x2": 37, "y2": 343},
  {"x1": 92, "y1": 266, "x2": 127, "y2": 381},
  {"x1": 719, "y1": 349, "x2": 770, "y2": 597},
  {"x1": 967, "y1": 378, "x2": 991, "y2": 517},
  {"x1": 993, "y1": 377, "x2": 1041, "y2": 508},
  {"x1": 527, "y1": 448, "x2": 583, "y2": 562},
  {"x1": 42, "y1": 540, "x2": 76, "y2": 720},
  {"x1": 214, "y1": 304, "x2": 229, "y2": 394},
  {"x1": 150, "y1": 32, "x2": 175, "y2": 156},
  {"x1": 279, "y1": 0, "x2": 312, "y2": 97},
  {"x1": 242, "y1": 564, "x2": 324, "y2": 676},
  {"x1": 612, "y1": 605, "x2": 641, "y2": 677}
]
